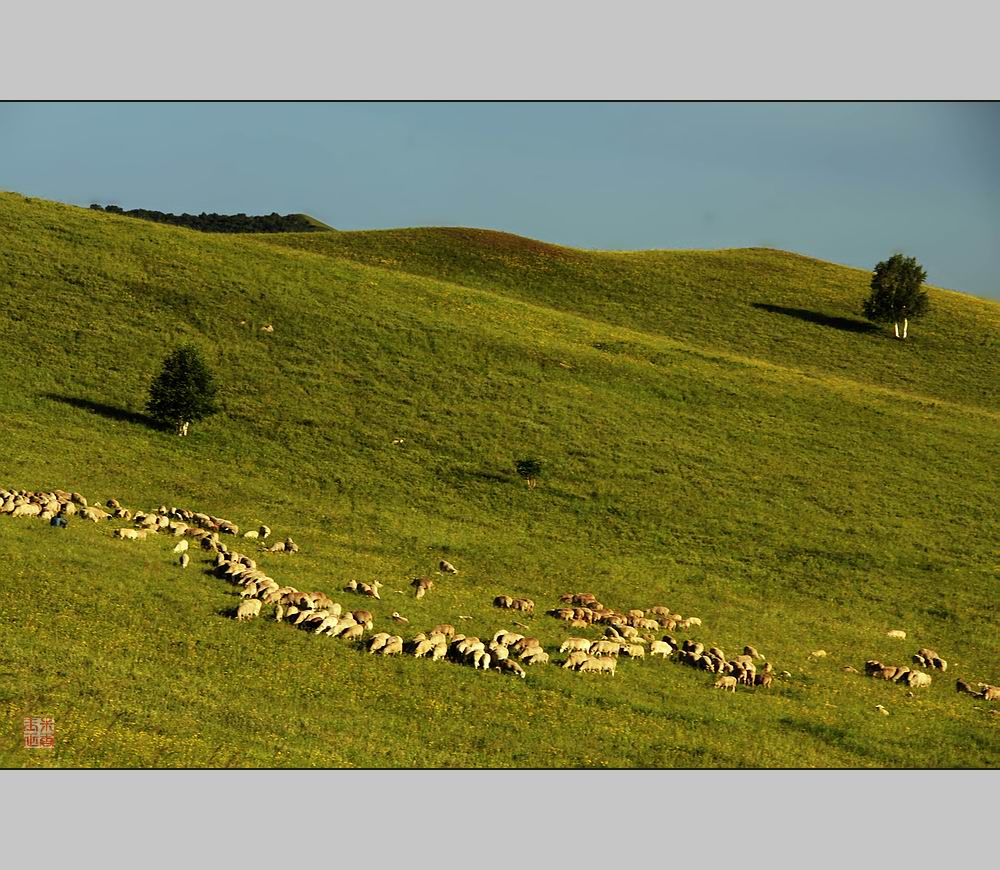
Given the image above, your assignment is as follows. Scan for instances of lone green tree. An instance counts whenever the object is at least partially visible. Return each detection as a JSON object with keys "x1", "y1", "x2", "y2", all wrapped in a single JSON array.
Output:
[
  {"x1": 146, "y1": 345, "x2": 219, "y2": 436},
  {"x1": 515, "y1": 458, "x2": 542, "y2": 489},
  {"x1": 862, "y1": 254, "x2": 929, "y2": 339}
]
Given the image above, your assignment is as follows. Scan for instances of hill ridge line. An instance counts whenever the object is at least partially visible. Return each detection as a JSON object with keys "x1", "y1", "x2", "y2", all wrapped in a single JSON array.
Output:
[{"x1": 249, "y1": 235, "x2": 1000, "y2": 424}]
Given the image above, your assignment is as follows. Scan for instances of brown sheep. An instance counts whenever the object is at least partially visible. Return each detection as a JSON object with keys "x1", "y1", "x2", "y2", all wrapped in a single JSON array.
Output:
[
  {"x1": 411, "y1": 577, "x2": 434, "y2": 599},
  {"x1": 714, "y1": 676, "x2": 738, "y2": 692}
]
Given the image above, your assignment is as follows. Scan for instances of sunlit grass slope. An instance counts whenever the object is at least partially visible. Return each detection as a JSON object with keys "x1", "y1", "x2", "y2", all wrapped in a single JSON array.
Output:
[{"x1": 1, "y1": 193, "x2": 997, "y2": 768}]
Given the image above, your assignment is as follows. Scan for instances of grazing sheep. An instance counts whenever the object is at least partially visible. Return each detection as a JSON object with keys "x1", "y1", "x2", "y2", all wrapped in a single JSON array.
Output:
[
  {"x1": 432, "y1": 624, "x2": 456, "y2": 639},
  {"x1": 560, "y1": 638, "x2": 592, "y2": 654},
  {"x1": 497, "y1": 659, "x2": 526, "y2": 678},
  {"x1": 576, "y1": 657, "x2": 606, "y2": 675},
  {"x1": 351, "y1": 610, "x2": 374, "y2": 630},
  {"x1": 649, "y1": 641, "x2": 673, "y2": 659},
  {"x1": 380, "y1": 636, "x2": 404, "y2": 656},
  {"x1": 368, "y1": 633, "x2": 391, "y2": 654},
  {"x1": 472, "y1": 649, "x2": 492, "y2": 670},
  {"x1": 714, "y1": 675, "x2": 738, "y2": 692},
  {"x1": 886, "y1": 629, "x2": 907, "y2": 639},
  {"x1": 439, "y1": 560, "x2": 458, "y2": 574},
  {"x1": 906, "y1": 671, "x2": 932, "y2": 689},
  {"x1": 236, "y1": 599, "x2": 262, "y2": 621},
  {"x1": 412, "y1": 639, "x2": 437, "y2": 658},
  {"x1": 411, "y1": 577, "x2": 433, "y2": 599},
  {"x1": 339, "y1": 624, "x2": 365, "y2": 643},
  {"x1": 511, "y1": 598, "x2": 535, "y2": 614},
  {"x1": 494, "y1": 595, "x2": 513, "y2": 609},
  {"x1": 955, "y1": 679, "x2": 976, "y2": 695},
  {"x1": 744, "y1": 645, "x2": 765, "y2": 661},
  {"x1": 173, "y1": 540, "x2": 189, "y2": 554},
  {"x1": 980, "y1": 685, "x2": 1000, "y2": 701},
  {"x1": 359, "y1": 582, "x2": 382, "y2": 600},
  {"x1": 622, "y1": 644, "x2": 646, "y2": 660},
  {"x1": 682, "y1": 640, "x2": 705, "y2": 657},
  {"x1": 431, "y1": 641, "x2": 448, "y2": 662},
  {"x1": 590, "y1": 640, "x2": 622, "y2": 658},
  {"x1": 267, "y1": 541, "x2": 287, "y2": 553},
  {"x1": 391, "y1": 612, "x2": 409, "y2": 624},
  {"x1": 510, "y1": 636, "x2": 540, "y2": 654},
  {"x1": 875, "y1": 705, "x2": 890, "y2": 716},
  {"x1": 754, "y1": 672, "x2": 774, "y2": 688},
  {"x1": 178, "y1": 553, "x2": 190, "y2": 568},
  {"x1": 114, "y1": 528, "x2": 147, "y2": 541},
  {"x1": 243, "y1": 530, "x2": 259, "y2": 540},
  {"x1": 562, "y1": 651, "x2": 591, "y2": 670},
  {"x1": 809, "y1": 650, "x2": 827, "y2": 659},
  {"x1": 312, "y1": 616, "x2": 339, "y2": 636},
  {"x1": 521, "y1": 649, "x2": 549, "y2": 666}
]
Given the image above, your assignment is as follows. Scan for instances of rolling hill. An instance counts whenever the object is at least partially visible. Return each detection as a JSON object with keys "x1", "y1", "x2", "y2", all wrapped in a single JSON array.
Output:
[{"x1": 1, "y1": 191, "x2": 997, "y2": 768}]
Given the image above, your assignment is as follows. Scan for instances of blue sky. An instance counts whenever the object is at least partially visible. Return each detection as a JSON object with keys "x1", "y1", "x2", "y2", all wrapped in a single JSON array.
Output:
[{"x1": 2, "y1": 102, "x2": 997, "y2": 299}]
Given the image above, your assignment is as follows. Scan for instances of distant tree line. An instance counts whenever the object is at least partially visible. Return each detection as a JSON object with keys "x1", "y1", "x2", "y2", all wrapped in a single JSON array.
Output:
[{"x1": 89, "y1": 204, "x2": 326, "y2": 233}]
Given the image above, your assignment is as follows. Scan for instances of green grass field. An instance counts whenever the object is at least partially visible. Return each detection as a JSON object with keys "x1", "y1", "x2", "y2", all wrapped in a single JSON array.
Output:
[{"x1": 1, "y1": 191, "x2": 997, "y2": 768}]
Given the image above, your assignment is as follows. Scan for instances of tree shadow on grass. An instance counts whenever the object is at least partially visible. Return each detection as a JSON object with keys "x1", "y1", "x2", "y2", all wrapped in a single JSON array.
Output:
[
  {"x1": 40, "y1": 393, "x2": 158, "y2": 429},
  {"x1": 751, "y1": 302, "x2": 879, "y2": 334}
]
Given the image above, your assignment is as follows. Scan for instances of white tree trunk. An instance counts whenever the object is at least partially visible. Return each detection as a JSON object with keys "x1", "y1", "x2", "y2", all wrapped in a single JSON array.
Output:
[
  {"x1": 903, "y1": 318, "x2": 909, "y2": 339},
  {"x1": 893, "y1": 322, "x2": 900, "y2": 338}
]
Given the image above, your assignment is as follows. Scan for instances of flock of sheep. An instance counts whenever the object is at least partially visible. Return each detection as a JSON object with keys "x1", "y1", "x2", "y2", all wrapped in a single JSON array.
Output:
[{"x1": 3, "y1": 486, "x2": 998, "y2": 709}]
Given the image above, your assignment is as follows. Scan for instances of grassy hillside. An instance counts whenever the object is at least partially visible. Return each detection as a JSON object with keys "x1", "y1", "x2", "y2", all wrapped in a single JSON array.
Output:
[{"x1": 1, "y1": 191, "x2": 997, "y2": 768}]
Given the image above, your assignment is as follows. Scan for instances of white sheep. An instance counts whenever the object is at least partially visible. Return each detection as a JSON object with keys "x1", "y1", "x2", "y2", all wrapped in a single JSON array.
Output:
[
  {"x1": 173, "y1": 540, "x2": 189, "y2": 554},
  {"x1": 340, "y1": 624, "x2": 365, "y2": 643},
  {"x1": 439, "y1": 560, "x2": 458, "y2": 574},
  {"x1": 236, "y1": 599, "x2": 262, "y2": 621},
  {"x1": 368, "y1": 633, "x2": 391, "y2": 653},
  {"x1": 178, "y1": 553, "x2": 190, "y2": 568},
  {"x1": 886, "y1": 629, "x2": 907, "y2": 639},
  {"x1": 560, "y1": 637, "x2": 592, "y2": 654},
  {"x1": 649, "y1": 641, "x2": 673, "y2": 659},
  {"x1": 562, "y1": 650, "x2": 590, "y2": 671},
  {"x1": 590, "y1": 640, "x2": 622, "y2": 658},
  {"x1": 380, "y1": 636, "x2": 404, "y2": 656},
  {"x1": 579, "y1": 657, "x2": 616, "y2": 676},
  {"x1": 412, "y1": 639, "x2": 437, "y2": 658}
]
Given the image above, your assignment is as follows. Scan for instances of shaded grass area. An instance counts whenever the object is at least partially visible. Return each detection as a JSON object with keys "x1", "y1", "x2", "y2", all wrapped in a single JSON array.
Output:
[
  {"x1": 749, "y1": 302, "x2": 880, "y2": 334},
  {"x1": 39, "y1": 393, "x2": 157, "y2": 429},
  {"x1": 0, "y1": 192, "x2": 998, "y2": 768}
]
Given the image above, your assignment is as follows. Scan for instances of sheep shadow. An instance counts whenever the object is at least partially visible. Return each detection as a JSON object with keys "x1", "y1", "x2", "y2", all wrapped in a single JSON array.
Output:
[
  {"x1": 750, "y1": 303, "x2": 878, "y2": 334},
  {"x1": 40, "y1": 393, "x2": 158, "y2": 428}
]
